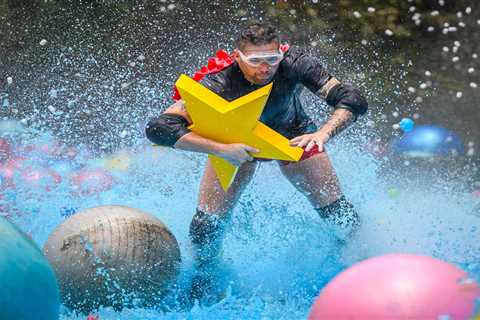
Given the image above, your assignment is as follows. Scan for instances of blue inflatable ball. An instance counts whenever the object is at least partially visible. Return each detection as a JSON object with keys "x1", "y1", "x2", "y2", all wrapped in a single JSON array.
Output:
[
  {"x1": 392, "y1": 125, "x2": 464, "y2": 157},
  {"x1": 399, "y1": 118, "x2": 415, "y2": 132},
  {"x1": 0, "y1": 217, "x2": 60, "y2": 320}
]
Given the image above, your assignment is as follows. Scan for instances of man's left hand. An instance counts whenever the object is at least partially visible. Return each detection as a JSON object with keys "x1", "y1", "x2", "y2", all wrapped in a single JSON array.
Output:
[{"x1": 289, "y1": 131, "x2": 330, "y2": 152}]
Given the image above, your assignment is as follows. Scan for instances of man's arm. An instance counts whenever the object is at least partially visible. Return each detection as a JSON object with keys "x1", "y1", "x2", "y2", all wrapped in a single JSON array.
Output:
[
  {"x1": 148, "y1": 100, "x2": 224, "y2": 154},
  {"x1": 317, "y1": 107, "x2": 354, "y2": 139},
  {"x1": 285, "y1": 47, "x2": 368, "y2": 119},
  {"x1": 286, "y1": 48, "x2": 368, "y2": 151},
  {"x1": 289, "y1": 107, "x2": 353, "y2": 152},
  {"x1": 145, "y1": 100, "x2": 258, "y2": 166}
]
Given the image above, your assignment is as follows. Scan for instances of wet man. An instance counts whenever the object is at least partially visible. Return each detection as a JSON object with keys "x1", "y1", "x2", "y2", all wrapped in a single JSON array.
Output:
[{"x1": 145, "y1": 22, "x2": 368, "y2": 303}]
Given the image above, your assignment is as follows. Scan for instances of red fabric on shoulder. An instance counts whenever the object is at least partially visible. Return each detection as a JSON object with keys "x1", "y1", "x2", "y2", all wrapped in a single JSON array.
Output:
[{"x1": 172, "y1": 50, "x2": 234, "y2": 101}]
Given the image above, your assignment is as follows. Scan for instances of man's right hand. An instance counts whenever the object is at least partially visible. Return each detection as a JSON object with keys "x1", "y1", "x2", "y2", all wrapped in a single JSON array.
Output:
[{"x1": 215, "y1": 143, "x2": 260, "y2": 166}]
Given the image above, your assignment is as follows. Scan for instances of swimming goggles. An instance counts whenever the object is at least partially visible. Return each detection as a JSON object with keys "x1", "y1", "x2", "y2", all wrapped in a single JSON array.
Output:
[{"x1": 238, "y1": 50, "x2": 284, "y2": 66}]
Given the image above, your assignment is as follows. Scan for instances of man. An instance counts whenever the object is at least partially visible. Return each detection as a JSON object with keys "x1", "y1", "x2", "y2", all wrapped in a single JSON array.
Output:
[{"x1": 145, "y1": 22, "x2": 368, "y2": 303}]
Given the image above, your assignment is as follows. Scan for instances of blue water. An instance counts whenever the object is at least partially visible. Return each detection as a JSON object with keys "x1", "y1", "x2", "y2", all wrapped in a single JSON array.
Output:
[{"x1": 3, "y1": 127, "x2": 479, "y2": 319}]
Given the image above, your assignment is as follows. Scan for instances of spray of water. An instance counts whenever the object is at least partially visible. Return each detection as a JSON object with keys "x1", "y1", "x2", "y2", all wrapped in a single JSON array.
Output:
[{"x1": 1, "y1": 2, "x2": 479, "y2": 319}]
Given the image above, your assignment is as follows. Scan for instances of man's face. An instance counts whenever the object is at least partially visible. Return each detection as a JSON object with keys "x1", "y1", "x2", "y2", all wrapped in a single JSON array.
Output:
[{"x1": 234, "y1": 41, "x2": 282, "y2": 85}]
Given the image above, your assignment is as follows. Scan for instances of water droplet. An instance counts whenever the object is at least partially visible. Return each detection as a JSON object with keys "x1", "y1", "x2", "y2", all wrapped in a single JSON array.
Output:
[{"x1": 48, "y1": 89, "x2": 58, "y2": 99}]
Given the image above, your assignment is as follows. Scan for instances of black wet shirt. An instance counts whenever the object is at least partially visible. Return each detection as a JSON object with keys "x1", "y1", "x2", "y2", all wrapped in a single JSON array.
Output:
[{"x1": 199, "y1": 47, "x2": 334, "y2": 139}]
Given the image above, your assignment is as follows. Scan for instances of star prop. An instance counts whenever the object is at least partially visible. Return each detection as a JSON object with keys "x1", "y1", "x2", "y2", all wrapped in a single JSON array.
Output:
[{"x1": 175, "y1": 74, "x2": 303, "y2": 191}]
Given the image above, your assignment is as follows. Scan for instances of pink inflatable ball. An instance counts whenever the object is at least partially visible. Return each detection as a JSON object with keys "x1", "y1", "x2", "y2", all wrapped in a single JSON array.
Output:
[
  {"x1": 0, "y1": 161, "x2": 15, "y2": 182},
  {"x1": 31, "y1": 141, "x2": 66, "y2": 161},
  {"x1": 309, "y1": 254, "x2": 480, "y2": 320},
  {"x1": 0, "y1": 157, "x2": 26, "y2": 189},
  {"x1": 19, "y1": 166, "x2": 62, "y2": 192},
  {"x1": 38, "y1": 143, "x2": 58, "y2": 155},
  {"x1": 40, "y1": 142, "x2": 79, "y2": 161},
  {"x1": 71, "y1": 168, "x2": 114, "y2": 197}
]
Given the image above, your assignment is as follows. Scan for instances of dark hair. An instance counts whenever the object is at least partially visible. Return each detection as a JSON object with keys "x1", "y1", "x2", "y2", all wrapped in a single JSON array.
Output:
[{"x1": 235, "y1": 22, "x2": 280, "y2": 50}]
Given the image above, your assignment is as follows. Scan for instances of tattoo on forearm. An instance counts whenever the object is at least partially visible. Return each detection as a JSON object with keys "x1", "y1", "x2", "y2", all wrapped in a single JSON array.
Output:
[{"x1": 325, "y1": 111, "x2": 354, "y2": 138}]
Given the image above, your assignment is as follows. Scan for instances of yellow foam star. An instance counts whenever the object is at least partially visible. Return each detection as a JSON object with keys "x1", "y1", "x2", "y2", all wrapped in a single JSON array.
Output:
[{"x1": 175, "y1": 74, "x2": 303, "y2": 191}]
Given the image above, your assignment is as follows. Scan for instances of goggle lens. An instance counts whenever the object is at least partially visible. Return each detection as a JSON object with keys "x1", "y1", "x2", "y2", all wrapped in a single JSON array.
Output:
[{"x1": 239, "y1": 51, "x2": 284, "y2": 66}]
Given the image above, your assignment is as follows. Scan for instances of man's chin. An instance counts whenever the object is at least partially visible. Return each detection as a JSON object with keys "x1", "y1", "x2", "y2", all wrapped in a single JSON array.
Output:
[{"x1": 255, "y1": 77, "x2": 272, "y2": 85}]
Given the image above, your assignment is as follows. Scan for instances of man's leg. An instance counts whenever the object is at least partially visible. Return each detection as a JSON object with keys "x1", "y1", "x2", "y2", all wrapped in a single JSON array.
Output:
[
  {"x1": 189, "y1": 158, "x2": 258, "y2": 301},
  {"x1": 279, "y1": 151, "x2": 360, "y2": 241}
]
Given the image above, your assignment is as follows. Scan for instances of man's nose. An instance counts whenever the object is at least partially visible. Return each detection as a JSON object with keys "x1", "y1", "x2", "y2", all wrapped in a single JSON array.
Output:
[{"x1": 258, "y1": 63, "x2": 270, "y2": 72}]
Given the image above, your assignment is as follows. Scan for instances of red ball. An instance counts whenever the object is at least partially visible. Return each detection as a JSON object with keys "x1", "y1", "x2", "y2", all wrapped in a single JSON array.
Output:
[
  {"x1": 71, "y1": 168, "x2": 114, "y2": 197},
  {"x1": 20, "y1": 166, "x2": 62, "y2": 192},
  {"x1": 309, "y1": 254, "x2": 480, "y2": 320},
  {"x1": 0, "y1": 157, "x2": 25, "y2": 189}
]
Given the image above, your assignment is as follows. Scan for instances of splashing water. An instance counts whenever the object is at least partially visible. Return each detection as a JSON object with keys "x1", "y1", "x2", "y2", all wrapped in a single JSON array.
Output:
[
  {"x1": 1, "y1": 127, "x2": 478, "y2": 319},
  {"x1": 1, "y1": 2, "x2": 479, "y2": 318}
]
